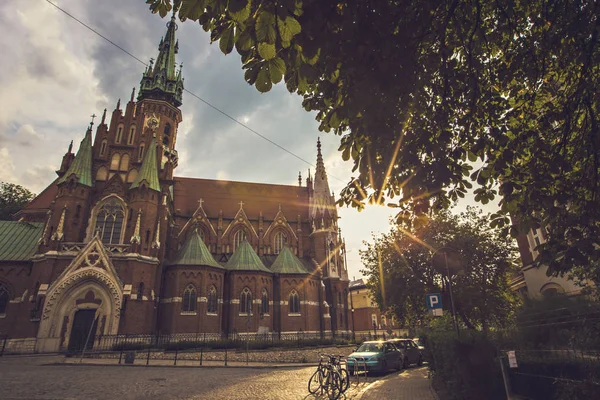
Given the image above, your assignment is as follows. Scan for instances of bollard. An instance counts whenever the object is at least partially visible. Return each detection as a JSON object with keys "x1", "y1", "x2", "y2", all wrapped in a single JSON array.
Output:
[
  {"x1": 118, "y1": 347, "x2": 123, "y2": 364},
  {"x1": 224, "y1": 347, "x2": 228, "y2": 366},
  {"x1": 146, "y1": 347, "x2": 151, "y2": 366},
  {"x1": 174, "y1": 346, "x2": 178, "y2": 366},
  {"x1": 199, "y1": 347, "x2": 203, "y2": 366}
]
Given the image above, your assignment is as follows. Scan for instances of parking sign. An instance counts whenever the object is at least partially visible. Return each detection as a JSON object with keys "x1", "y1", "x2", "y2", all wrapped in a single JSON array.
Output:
[{"x1": 426, "y1": 293, "x2": 442, "y2": 310}]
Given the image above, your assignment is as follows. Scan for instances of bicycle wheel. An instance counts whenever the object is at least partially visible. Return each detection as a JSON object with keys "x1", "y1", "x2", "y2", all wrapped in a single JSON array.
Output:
[
  {"x1": 326, "y1": 370, "x2": 343, "y2": 400},
  {"x1": 338, "y1": 367, "x2": 350, "y2": 393},
  {"x1": 308, "y1": 368, "x2": 324, "y2": 394}
]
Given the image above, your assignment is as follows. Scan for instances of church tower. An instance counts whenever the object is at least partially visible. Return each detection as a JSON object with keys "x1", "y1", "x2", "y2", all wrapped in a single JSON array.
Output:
[{"x1": 309, "y1": 139, "x2": 350, "y2": 335}]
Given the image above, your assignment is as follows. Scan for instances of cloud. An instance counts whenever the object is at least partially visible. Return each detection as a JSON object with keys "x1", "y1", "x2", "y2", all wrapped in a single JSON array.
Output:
[{"x1": 0, "y1": 148, "x2": 18, "y2": 184}]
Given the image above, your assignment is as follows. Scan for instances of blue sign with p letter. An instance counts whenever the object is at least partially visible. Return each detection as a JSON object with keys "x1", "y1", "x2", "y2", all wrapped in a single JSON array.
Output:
[{"x1": 426, "y1": 293, "x2": 442, "y2": 310}]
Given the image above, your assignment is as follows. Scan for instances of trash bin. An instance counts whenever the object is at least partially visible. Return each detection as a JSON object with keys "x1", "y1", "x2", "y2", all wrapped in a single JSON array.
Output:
[{"x1": 125, "y1": 351, "x2": 136, "y2": 364}]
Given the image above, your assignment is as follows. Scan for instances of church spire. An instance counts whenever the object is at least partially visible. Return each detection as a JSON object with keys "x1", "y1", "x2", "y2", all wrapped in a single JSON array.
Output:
[
  {"x1": 130, "y1": 136, "x2": 160, "y2": 192},
  {"x1": 138, "y1": 12, "x2": 184, "y2": 107},
  {"x1": 309, "y1": 138, "x2": 335, "y2": 222},
  {"x1": 57, "y1": 125, "x2": 93, "y2": 187}
]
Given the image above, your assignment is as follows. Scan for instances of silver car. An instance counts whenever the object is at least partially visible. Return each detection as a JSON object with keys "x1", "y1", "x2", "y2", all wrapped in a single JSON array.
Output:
[{"x1": 388, "y1": 339, "x2": 423, "y2": 368}]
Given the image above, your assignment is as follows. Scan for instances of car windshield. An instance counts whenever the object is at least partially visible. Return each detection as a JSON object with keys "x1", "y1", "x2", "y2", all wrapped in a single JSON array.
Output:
[{"x1": 356, "y1": 343, "x2": 383, "y2": 353}]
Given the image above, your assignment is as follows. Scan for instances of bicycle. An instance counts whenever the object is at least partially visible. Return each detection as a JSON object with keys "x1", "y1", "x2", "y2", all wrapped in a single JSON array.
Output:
[
  {"x1": 331, "y1": 355, "x2": 350, "y2": 393},
  {"x1": 307, "y1": 354, "x2": 346, "y2": 399}
]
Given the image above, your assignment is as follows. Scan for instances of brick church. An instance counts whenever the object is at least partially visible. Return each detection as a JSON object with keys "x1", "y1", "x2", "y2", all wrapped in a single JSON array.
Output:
[{"x1": 0, "y1": 16, "x2": 350, "y2": 352}]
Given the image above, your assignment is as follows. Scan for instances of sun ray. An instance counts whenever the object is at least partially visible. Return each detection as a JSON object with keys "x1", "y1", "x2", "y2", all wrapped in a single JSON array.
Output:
[
  {"x1": 395, "y1": 225, "x2": 436, "y2": 253},
  {"x1": 376, "y1": 131, "x2": 404, "y2": 205},
  {"x1": 377, "y1": 246, "x2": 386, "y2": 309}
]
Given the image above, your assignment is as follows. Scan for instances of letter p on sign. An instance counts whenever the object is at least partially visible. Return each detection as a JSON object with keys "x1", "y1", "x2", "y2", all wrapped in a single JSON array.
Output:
[{"x1": 426, "y1": 293, "x2": 442, "y2": 310}]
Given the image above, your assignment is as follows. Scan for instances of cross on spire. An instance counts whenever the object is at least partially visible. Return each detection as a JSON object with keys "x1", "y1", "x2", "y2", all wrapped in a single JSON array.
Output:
[
  {"x1": 198, "y1": 198, "x2": 204, "y2": 208},
  {"x1": 89, "y1": 113, "x2": 97, "y2": 129},
  {"x1": 238, "y1": 201, "x2": 245, "y2": 209}
]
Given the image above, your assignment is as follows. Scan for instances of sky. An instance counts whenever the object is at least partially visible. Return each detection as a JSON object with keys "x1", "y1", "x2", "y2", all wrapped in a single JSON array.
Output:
[{"x1": 0, "y1": 0, "x2": 498, "y2": 280}]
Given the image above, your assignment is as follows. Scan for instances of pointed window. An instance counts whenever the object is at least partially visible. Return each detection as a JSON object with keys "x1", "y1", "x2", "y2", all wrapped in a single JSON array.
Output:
[
  {"x1": 116, "y1": 124, "x2": 124, "y2": 144},
  {"x1": 233, "y1": 229, "x2": 247, "y2": 252},
  {"x1": 261, "y1": 288, "x2": 269, "y2": 314},
  {"x1": 119, "y1": 154, "x2": 130, "y2": 171},
  {"x1": 96, "y1": 167, "x2": 108, "y2": 181},
  {"x1": 164, "y1": 123, "x2": 171, "y2": 136},
  {"x1": 289, "y1": 290, "x2": 300, "y2": 314},
  {"x1": 127, "y1": 126, "x2": 136, "y2": 145},
  {"x1": 110, "y1": 154, "x2": 121, "y2": 170},
  {"x1": 126, "y1": 169, "x2": 138, "y2": 183},
  {"x1": 239, "y1": 287, "x2": 252, "y2": 315},
  {"x1": 207, "y1": 286, "x2": 218, "y2": 314},
  {"x1": 94, "y1": 198, "x2": 126, "y2": 244},
  {"x1": 138, "y1": 143, "x2": 145, "y2": 162},
  {"x1": 100, "y1": 140, "x2": 107, "y2": 156},
  {"x1": 274, "y1": 231, "x2": 287, "y2": 254},
  {"x1": 136, "y1": 282, "x2": 144, "y2": 301},
  {"x1": 182, "y1": 284, "x2": 197, "y2": 313},
  {"x1": 0, "y1": 284, "x2": 10, "y2": 314}
]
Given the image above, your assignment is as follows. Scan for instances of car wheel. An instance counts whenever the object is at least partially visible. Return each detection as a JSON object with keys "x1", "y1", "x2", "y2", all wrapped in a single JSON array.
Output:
[{"x1": 417, "y1": 355, "x2": 423, "y2": 366}]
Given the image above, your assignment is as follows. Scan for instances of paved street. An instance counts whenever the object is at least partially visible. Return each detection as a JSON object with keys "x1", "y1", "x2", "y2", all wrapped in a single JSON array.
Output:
[{"x1": 0, "y1": 356, "x2": 435, "y2": 400}]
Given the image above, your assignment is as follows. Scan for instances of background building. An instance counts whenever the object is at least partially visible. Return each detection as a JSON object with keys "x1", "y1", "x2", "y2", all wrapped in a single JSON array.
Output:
[{"x1": 0, "y1": 16, "x2": 350, "y2": 353}]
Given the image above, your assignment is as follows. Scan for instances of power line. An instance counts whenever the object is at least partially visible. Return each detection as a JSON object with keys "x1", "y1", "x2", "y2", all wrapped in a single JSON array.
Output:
[{"x1": 44, "y1": 0, "x2": 347, "y2": 183}]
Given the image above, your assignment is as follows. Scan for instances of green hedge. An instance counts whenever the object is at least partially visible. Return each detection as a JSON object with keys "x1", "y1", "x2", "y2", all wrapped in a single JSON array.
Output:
[{"x1": 424, "y1": 330, "x2": 505, "y2": 400}]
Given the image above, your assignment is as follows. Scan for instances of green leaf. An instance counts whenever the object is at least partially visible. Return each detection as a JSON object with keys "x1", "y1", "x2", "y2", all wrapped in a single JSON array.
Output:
[
  {"x1": 255, "y1": 67, "x2": 273, "y2": 93},
  {"x1": 277, "y1": 16, "x2": 302, "y2": 42},
  {"x1": 179, "y1": 0, "x2": 205, "y2": 21},
  {"x1": 299, "y1": 63, "x2": 317, "y2": 83},
  {"x1": 235, "y1": 29, "x2": 253, "y2": 52},
  {"x1": 228, "y1": 0, "x2": 250, "y2": 23},
  {"x1": 330, "y1": 112, "x2": 341, "y2": 129},
  {"x1": 244, "y1": 66, "x2": 260, "y2": 85},
  {"x1": 268, "y1": 57, "x2": 286, "y2": 83},
  {"x1": 258, "y1": 42, "x2": 277, "y2": 60},
  {"x1": 467, "y1": 151, "x2": 477, "y2": 162},
  {"x1": 219, "y1": 24, "x2": 235, "y2": 55},
  {"x1": 256, "y1": 11, "x2": 277, "y2": 44}
]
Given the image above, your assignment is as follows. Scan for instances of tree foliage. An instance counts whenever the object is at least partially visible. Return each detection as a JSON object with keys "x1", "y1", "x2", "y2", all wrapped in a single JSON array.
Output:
[
  {"x1": 146, "y1": 0, "x2": 600, "y2": 279},
  {"x1": 360, "y1": 208, "x2": 519, "y2": 331},
  {"x1": 0, "y1": 182, "x2": 35, "y2": 220}
]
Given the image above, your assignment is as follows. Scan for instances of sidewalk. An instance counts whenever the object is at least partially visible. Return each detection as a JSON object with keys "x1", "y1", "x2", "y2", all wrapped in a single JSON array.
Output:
[{"x1": 356, "y1": 367, "x2": 439, "y2": 400}]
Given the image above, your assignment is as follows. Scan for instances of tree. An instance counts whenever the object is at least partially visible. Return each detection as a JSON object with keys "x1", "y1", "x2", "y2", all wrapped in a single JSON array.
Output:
[
  {"x1": 360, "y1": 207, "x2": 519, "y2": 332},
  {"x1": 147, "y1": 1, "x2": 600, "y2": 280},
  {"x1": 0, "y1": 182, "x2": 35, "y2": 220}
]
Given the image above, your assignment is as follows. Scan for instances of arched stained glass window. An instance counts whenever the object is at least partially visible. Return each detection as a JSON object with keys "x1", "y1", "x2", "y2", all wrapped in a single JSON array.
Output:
[
  {"x1": 240, "y1": 287, "x2": 252, "y2": 314},
  {"x1": 127, "y1": 126, "x2": 136, "y2": 145},
  {"x1": 274, "y1": 231, "x2": 286, "y2": 254},
  {"x1": 119, "y1": 154, "x2": 130, "y2": 171},
  {"x1": 100, "y1": 140, "x2": 107, "y2": 156},
  {"x1": 182, "y1": 284, "x2": 197, "y2": 312},
  {"x1": 289, "y1": 290, "x2": 300, "y2": 314},
  {"x1": 116, "y1": 124, "x2": 124, "y2": 143},
  {"x1": 207, "y1": 286, "x2": 218, "y2": 314},
  {"x1": 110, "y1": 154, "x2": 121, "y2": 170},
  {"x1": 0, "y1": 284, "x2": 10, "y2": 314},
  {"x1": 138, "y1": 143, "x2": 145, "y2": 162},
  {"x1": 261, "y1": 288, "x2": 269, "y2": 314},
  {"x1": 136, "y1": 282, "x2": 144, "y2": 301},
  {"x1": 233, "y1": 229, "x2": 247, "y2": 252},
  {"x1": 94, "y1": 198, "x2": 126, "y2": 244}
]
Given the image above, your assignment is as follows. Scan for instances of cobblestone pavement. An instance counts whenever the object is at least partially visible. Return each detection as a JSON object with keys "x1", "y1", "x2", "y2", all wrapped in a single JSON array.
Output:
[
  {"x1": 0, "y1": 356, "x2": 432, "y2": 400},
  {"x1": 357, "y1": 366, "x2": 437, "y2": 400}
]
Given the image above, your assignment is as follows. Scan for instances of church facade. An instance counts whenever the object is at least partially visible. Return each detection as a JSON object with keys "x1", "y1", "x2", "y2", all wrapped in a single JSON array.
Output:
[{"x1": 0, "y1": 16, "x2": 350, "y2": 352}]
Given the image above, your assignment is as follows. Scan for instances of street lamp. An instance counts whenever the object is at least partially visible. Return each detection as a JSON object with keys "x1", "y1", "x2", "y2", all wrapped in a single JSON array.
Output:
[
  {"x1": 432, "y1": 247, "x2": 463, "y2": 336},
  {"x1": 246, "y1": 304, "x2": 253, "y2": 365}
]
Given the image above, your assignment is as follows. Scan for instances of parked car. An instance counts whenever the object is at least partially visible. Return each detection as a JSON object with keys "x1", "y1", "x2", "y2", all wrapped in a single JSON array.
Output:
[
  {"x1": 412, "y1": 337, "x2": 425, "y2": 351},
  {"x1": 347, "y1": 341, "x2": 402, "y2": 374},
  {"x1": 388, "y1": 338, "x2": 423, "y2": 368}
]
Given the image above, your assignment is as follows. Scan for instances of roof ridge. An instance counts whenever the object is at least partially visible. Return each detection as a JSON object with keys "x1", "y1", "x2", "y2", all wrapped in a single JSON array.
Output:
[{"x1": 225, "y1": 240, "x2": 271, "y2": 273}]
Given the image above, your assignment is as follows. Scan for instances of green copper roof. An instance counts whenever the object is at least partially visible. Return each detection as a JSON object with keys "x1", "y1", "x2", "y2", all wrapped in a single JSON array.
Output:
[
  {"x1": 225, "y1": 240, "x2": 271, "y2": 273},
  {"x1": 0, "y1": 221, "x2": 44, "y2": 261},
  {"x1": 130, "y1": 136, "x2": 160, "y2": 192},
  {"x1": 57, "y1": 128, "x2": 92, "y2": 187},
  {"x1": 170, "y1": 229, "x2": 222, "y2": 268},
  {"x1": 270, "y1": 247, "x2": 309, "y2": 274}
]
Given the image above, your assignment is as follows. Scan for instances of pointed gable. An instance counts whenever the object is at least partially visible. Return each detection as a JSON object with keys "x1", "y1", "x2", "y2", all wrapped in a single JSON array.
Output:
[
  {"x1": 270, "y1": 246, "x2": 308, "y2": 275},
  {"x1": 57, "y1": 128, "x2": 92, "y2": 187},
  {"x1": 130, "y1": 136, "x2": 160, "y2": 192},
  {"x1": 225, "y1": 240, "x2": 271, "y2": 273},
  {"x1": 170, "y1": 229, "x2": 222, "y2": 269},
  {"x1": 222, "y1": 202, "x2": 258, "y2": 239},
  {"x1": 263, "y1": 205, "x2": 298, "y2": 240}
]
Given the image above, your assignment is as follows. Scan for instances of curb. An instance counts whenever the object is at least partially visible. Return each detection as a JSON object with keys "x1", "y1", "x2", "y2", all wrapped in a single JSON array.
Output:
[
  {"x1": 429, "y1": 378, "x2": 441, "y2": 400},
  {"x1": 47, "y1": 361, "x2": 319, "y2": 370}
]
